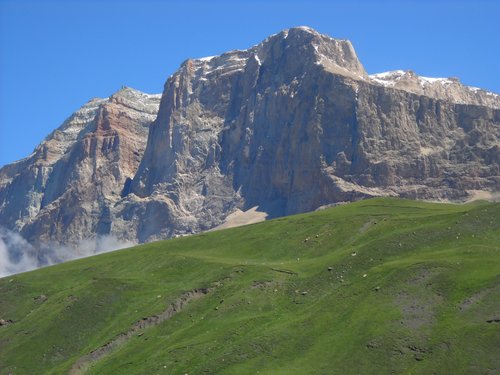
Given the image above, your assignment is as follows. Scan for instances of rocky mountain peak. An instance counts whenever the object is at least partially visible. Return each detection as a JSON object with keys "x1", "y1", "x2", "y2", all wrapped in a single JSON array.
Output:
[
  {"x1": 250, "y1": 26, "x2": 367, "y2": 80},
  {"x1": 174, "y1": 27, "x2": 366, "y2": 88},
  {"x1": 1, "y1": 27, "x2": 499, "y2": 258},
  {"x1": 108, "y1": 86, "x2": 161, "y2": 114},
  {"x1": 0, "y1": 88, "x2": 160, "y2": 245}
]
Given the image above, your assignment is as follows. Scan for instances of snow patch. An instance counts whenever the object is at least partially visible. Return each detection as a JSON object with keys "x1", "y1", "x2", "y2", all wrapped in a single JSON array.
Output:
[
  {"x1": 198, "y1": 56, "x2": 216, "y2": 62},
  {"x1": 370, "y1": 70, "x2": 406, "y2": 79},
  {"x1": 420, "y1": 76, "x2": 451, "y2": 86},
  {"x1": 369, "y1": 70, "x2": 407, "y2": 86},
  {"x1": 370, "y1": 70, "x2": 455, "y2": 88}
]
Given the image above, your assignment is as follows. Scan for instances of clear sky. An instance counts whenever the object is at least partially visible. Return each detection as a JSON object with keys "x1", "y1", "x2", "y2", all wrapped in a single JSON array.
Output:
[{"x1": 1, "y1": 0, "x2": 499, "y2": 167}]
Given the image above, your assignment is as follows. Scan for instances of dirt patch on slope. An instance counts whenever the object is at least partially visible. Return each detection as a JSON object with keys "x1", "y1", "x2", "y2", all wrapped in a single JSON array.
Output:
[
  {"x1": 210, "y1": 206, "x2": 268, "y2": 231},
  {"x1": 69, "y1": 288, "x2": 211, "y2": 375},
  {"x1": 395, "y1": 291, "x2": 442, "y2": 330},
  {"x1": 394, "y1": 268, "x2": 443, "y2": 330},
  {"x1": 458, "y1": 283, "x2": 500, "y2": 312}
]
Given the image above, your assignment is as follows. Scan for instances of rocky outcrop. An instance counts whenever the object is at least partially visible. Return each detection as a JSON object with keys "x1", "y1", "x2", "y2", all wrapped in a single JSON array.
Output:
[
  {"x1": 0, "y1": 26, "x2": 499, "y2": 251},
  {"x1": 115, "y1": 26, "x2": 500, "y2": 242},
  {"x1": 0, "y1": 87, "x2": 160, "y2": 246},
  {"x1": 370, "y1": 70, "x2": 500, "y2": 109}
]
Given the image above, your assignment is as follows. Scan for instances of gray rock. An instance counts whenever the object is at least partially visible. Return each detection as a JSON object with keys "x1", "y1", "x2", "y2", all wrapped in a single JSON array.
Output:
[
  {"x1": 119, "y1": 26, "x2": 500, "y2": 243},
  {"x1": 0, "y1": 87, "x2": 160, "y2": 247},
  {"x1": 0, "y1": 26, "x2": 499, "y2": 255}
]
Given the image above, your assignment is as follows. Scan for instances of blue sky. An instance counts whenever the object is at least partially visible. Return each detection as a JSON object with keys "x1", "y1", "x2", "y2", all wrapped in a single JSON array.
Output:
[{"x1": 1, "y1": 0, "x2": 499, "y2": 167}]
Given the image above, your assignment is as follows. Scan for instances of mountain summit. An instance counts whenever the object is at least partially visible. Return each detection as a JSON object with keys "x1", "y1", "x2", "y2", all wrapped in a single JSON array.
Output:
[{"x1": 1, "y1": 27, "x2": 499, "y2": 254}]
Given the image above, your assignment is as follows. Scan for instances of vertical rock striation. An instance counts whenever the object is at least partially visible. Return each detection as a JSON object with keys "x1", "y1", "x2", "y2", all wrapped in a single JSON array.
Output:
[
  {"x1": 0, "y1": 26, "x2": 499, "y2": 252},
  {"x1": 0, "y1": 88, "x2": 160, "y2": 246},
  {"x1": 116, "y1": 26, "x2": 499, "y2": 242}
]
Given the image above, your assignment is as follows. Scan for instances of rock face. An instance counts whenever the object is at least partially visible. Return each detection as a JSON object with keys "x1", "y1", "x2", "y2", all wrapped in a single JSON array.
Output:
[
  {"x1": 1, "y1": 26, "x2": 499, "y2": 250},
  {"x1": 116, "y1": 26, "x2": 500, "y2": 242},
  {"x1": 0, "y1": 87, "x2": 161, "y2": 246}
]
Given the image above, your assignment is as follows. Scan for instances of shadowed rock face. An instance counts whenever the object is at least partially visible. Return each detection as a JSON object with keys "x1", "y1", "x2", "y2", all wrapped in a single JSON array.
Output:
[{"x1": 1, "y1": 26, "x2": 499, "y2": 250}]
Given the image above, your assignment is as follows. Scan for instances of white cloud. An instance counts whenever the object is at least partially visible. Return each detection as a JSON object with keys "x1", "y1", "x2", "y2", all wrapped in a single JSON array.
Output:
[
  {"x1": 0, "y1": 227, "x2": 135, "y2": 278},
  {"x1": 0, "y1": 228, "x2": 38, "y2": 277}
]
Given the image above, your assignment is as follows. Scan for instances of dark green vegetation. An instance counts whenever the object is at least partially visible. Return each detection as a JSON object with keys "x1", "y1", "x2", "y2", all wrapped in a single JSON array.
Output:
[{"x1": 1, "y1": 198, "x2": 499, "y2": 374}]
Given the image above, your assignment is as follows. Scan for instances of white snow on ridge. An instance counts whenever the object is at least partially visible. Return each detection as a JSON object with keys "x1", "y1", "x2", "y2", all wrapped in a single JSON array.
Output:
[
  {"x1": 191, "y1": 50, "x2": 252, "y2": 78},
  {"x1": 198, "y1": 56, "x2": 216, "y2": 62},
  {"x1": 370, "y1": 70, "x2": 406, "y2": 79},
  {"x1": 295, "y1": 26, "x2": 318, "y2": 33},
  {"x1": 370, "y1": 70, "x2": 452, "y2": 88},
  {"x1": 369, "y1": 71, "x2": 405, "y2": 87},
  {"x1": 420, "y1": 76, "x2": 450, "y2": 85},
  {"x1": 369, "y1": 70, "x2": 500, "y2": 106}
]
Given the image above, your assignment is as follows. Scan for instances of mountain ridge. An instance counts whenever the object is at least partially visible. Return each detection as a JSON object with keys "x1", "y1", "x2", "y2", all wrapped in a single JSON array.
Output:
[
  {"x1": 0, "y1": 26, "x2": 499, "y2": 260},
  {"x1": 0, "y1": 87, "x2": 160, "y2": 246}
]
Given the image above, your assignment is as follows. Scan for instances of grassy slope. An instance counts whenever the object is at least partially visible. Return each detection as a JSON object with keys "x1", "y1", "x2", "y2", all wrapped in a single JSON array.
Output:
[{"x1": 0, "y1": 198, "x2": 499, "y2": 374}]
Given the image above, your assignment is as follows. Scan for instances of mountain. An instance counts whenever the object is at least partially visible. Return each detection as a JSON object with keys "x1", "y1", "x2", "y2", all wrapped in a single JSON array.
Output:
[
  {"x1": 117, "y1": 26, "x2": 500, "y2": 242},
  {"x1": 0, "y1": 88, "x2": 160, "y2": 248},
  {"x1": 1, "y1": 198, "x2": 499, "y2": 374},
  {"x1": 1, "y1": 26, "x2": 499, "y2": 252}
]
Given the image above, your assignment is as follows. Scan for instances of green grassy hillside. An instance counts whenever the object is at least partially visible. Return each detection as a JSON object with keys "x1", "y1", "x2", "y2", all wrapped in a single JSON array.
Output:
[{"x1": 0, "y1": 198, "x2": 499, "y2": 374}]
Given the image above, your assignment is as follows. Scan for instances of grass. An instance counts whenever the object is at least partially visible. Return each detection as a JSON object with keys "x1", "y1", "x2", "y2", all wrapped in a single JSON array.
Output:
[{"x1": 0, "y1": 197, "x2": 499, "y2": 374}]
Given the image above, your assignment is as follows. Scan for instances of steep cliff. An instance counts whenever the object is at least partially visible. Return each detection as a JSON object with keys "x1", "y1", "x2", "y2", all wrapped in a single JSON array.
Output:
[
  {"x1": 0, "y1": 87, "x2": 160, "y2": 246},
  {"x1": 115, "y1": 26, "x2": 500, "y2": 242},
  {"x1": 1, "y1": 26, "x2": 499, "y2": 250}
]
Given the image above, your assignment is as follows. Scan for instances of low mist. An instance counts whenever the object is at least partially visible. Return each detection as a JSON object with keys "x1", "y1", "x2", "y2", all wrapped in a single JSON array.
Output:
[{"x1": 0, "y1": 227, "x2": 135, "y2": 278}]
